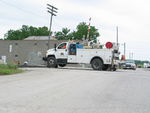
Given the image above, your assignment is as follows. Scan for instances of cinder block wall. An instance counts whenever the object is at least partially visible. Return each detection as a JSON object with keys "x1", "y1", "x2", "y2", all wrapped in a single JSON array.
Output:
[{"x1": 0, "y1": 40, "x2": 65, "y2": 65}]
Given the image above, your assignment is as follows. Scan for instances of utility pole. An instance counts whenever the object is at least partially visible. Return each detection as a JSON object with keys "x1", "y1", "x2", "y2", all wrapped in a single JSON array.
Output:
[
  {"x1": 132, "y1": 52, "x2": 134, "y2": 59},
  {"x1": 129, "y1": 52, "x2": 131, "y2": 59},
  {"x1": 47, "y1": 4, "x2": 58, "y2": 49},
  {"x1": 124, "y1": 42, "x2": 126, "y2": 57},
  {"x1": 129, "y1": 52, "x2": 133, "y2": 59},
  {"x1": 116, "y1": 26, "x2": 118, "y2": 46}
]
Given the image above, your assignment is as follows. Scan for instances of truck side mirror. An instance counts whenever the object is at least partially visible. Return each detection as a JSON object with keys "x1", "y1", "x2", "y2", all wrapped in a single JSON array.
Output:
[{"x1": 54, "y1": 43, "x2": 57, "y2": 51}]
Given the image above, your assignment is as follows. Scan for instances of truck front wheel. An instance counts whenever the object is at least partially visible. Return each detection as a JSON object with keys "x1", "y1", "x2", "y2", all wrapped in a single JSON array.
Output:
[
  {"x1": 91, "y1": 58, "x2": 103, "y2": 70},
  {"x1": 47, "y1": 57, "x2": 58, "y2": 68}
]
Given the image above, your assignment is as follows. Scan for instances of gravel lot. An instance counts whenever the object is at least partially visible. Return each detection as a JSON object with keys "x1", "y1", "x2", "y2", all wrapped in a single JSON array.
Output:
[{"x1": 0, "y1": 67, "x2": 150, "y2": 113}]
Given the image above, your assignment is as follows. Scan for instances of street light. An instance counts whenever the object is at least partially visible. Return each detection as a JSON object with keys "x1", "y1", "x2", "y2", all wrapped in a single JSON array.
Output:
[{"x1": 47, "y1": 4, "x2": 58, "y2": 49}]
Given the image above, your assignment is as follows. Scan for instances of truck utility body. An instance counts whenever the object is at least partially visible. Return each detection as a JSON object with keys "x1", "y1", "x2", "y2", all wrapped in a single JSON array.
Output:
[{"x1": 43, "y1": 42, "x2": 119, "y2": 71}]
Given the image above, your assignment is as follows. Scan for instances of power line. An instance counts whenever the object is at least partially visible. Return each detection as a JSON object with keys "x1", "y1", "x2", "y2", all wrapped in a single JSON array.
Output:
[
  {"x1": 0, "y1": 1, "x2": 68, "y2": 33},
  {"x1": 0, "y1": 0, "x2": 47, "y2": 21},
  {"x1": 53, "y1": 19, "x2": 65, "y2": 29},
  {"x1": 0, "y1": 0, "x2": 66, "y2": 29}
]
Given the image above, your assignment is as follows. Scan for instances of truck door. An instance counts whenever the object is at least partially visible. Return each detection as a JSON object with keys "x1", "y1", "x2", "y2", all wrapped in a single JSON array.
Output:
[
  {"x1": 68, "y1": 43, "x2": 77, "y2": 63},
  {"x1": 56, "y1": 42, "x2": 68, "y2": 59}
]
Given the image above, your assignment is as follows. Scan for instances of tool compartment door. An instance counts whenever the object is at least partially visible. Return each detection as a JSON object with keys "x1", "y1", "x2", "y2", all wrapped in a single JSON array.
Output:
[{"x1": 68, "y1": 44, "x2": 77, "y2": 63}]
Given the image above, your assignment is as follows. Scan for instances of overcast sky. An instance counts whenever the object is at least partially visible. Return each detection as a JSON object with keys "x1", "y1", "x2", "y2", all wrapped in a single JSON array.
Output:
[{"x1": 0, "y1": 0, "x2": 150, "y2": 61}]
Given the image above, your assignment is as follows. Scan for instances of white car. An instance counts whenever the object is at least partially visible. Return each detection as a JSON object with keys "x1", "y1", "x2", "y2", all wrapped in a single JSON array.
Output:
[
  {"x1": 122, "y1": 59, "x2": 136, "y2": 70},
  {"x1": 144, "y1": 63, "x2": 150, "y2": 68}
]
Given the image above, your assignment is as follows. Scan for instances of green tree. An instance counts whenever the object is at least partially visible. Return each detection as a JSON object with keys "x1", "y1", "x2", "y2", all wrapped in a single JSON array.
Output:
[
  {"x1": 4, "y1": 22, "x2": 100, "y2": 40},
  {"x1": 54, "y1": 31, "x2": 63, "y2": 40},
  {"x1": 55, "y1": 28, "x2": 72, "y2": 40},
  {"x1": 73, "y1": 22, "x2": 100, "y2": 40},
  {"x1": 55, "y1": 22, "x2": 100, "y2": 40},
  {"x1": 74, "y1": 22, "x2": 88, "y2": 40},
  {"x1": 5, "y1": 29, "x2": 22, "y2": 40},
  {"x1": 4, "y1": 25, "x2": 49, "y2": 40}
]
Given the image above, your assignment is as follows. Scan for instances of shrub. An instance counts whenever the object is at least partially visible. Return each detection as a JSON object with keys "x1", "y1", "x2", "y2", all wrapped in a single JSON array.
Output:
[{"x1": 0, "y1": 64, "x2": 22, "y2": 75}]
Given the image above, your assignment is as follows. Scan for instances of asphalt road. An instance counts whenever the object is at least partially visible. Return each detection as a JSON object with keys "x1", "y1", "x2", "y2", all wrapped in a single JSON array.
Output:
[{"x1": 0, "y1": 67, "x2": 150, "y2": 113}]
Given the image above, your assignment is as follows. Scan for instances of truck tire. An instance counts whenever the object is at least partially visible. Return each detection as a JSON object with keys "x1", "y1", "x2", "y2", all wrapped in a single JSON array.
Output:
[
  {"x1": 58, "y1": 64, "x2": 66, "y2": 67},
  {"x1": 47, "y1": 57, "x2": 58, "y2": 68},
  {"x1": 91, "y1": 58, "x2": 103, "y2": 70}
]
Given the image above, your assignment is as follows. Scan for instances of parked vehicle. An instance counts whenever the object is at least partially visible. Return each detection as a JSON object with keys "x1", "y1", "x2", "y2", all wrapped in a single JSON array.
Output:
[
  {"x1": 122, "y1": 59, "x2": 136, "y2": 70},
  {"x1": 43, "y1": 41, "x2": 120, "y2": 71},
  {"x1": 144, "y1": 63, "x2": 150, "y2": 68}
]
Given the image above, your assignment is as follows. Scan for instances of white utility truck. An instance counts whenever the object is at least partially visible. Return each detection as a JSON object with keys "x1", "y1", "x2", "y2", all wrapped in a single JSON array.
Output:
[{"x1": 43, "y1": 41, "x2": 120, "y2": 71}]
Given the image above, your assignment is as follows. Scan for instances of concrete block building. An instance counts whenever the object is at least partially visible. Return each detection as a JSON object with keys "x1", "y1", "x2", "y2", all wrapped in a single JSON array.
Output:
[{"x1": 0, "y1": 40, "x2": 65, "y2": 66}]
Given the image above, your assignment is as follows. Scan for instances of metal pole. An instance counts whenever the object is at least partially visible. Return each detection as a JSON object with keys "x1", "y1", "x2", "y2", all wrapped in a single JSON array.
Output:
[
  {"x1": 132, "y1": 53, "x2": 134, "y2": 59},
  {"x1": 48, "y1": 9, "x2": 53, "y2": 49},
  {"x1": 124, "y1": 42, "x2": 126, "y2": 57},
  {"x1": 129, "y1": 52, "x2": 131, "y2": 59},
  {"x1": 116, "y1": 26, "x2": 118, "y2": 46},
  {"x1": 131, "y1": 52, "x2": 133, "y2": 59}
]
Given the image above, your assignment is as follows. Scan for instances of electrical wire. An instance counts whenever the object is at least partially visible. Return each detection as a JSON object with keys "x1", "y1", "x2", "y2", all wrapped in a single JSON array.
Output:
[
  {"x1": 0, "y1": 0, "x2": 47, "y2": 21},
  {"x1": 0, "y1": 0, "x2": 67, "y2": 31}
]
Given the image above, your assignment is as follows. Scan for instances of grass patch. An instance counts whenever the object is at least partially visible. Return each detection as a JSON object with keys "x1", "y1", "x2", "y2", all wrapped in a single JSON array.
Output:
[{"x1": 0, "y1": 64, "x2": 23, "y2": 75}]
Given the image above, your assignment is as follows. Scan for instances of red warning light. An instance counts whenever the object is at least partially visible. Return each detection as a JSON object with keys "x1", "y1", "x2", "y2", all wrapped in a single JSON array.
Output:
[{"x1": 105, "y1": 42, "x2": 113, "y2": 49}]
